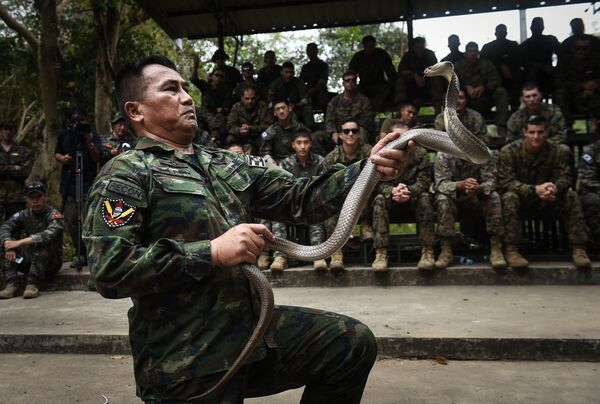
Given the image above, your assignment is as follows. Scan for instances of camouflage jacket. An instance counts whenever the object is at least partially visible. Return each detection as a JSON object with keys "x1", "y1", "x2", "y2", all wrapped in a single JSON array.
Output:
[
  {"x1": 232, "y1": 80, "x2": 268, "y2": 102},
  {"x1": 300, "y1": 59, "x2": 329, "y2": 91},
  {"x1": 278, "y1": 153, "x2": 325, "y2": 178},
  {"x1": 226, "y1": 101, "x2": 273, "y2": 142},
  {"x1": 376, "y1": 145, "x2": 432, "y2": 199},
  {"x1": 257, "y1": 65, "x2": 281, "y2": 87},
  {"x1": 189, "y1": 77, "x2": 233, "y2": 113},
  {"x1": 434, "y1": 151, "x2": 497, "y2": 196},
  {"x1": 520, "y1": 34, "x2": 560, "y2": 68},
  {"x1": 348, "y1": 48, "x2": 397, "y2": 86},
  {"x1": 454, "y1": 58, "x2": 502, "y2": 91},
  {"x1": 268, "y1": 77, "x2": 310, "y2": 105},
  {"x1": 506, "y1": 103, "x2": 567, "y2": 145},
  {"x1": 578, "y1": 139, "x2": 600, "y2": 194},
  {"x1": 556, "y1": 53, "x2": 600, "y2": 93},
  {"x1": 0, "y1": 143, "x2": 34, "y2": 203},
  {"x1": 323, "y1": 143, "x2": 372, "y2": 171},
  {"x1": 260, "y1": 120, "x2": 309, "y2": 161},
  {"x1": 83, "y1": 136, "x2": 365, "y2": 387},
  {"x1": 434, "y1": 108, "x2": 489, "y2": 146},
  {"x1": 0, "y1": 205, "x2": 64, "y2": 254},
  {"x1": 497, "y1": 138, "x2": 572, "y2": 197},
  {"x1": 325, "y1": 92, "x2": 374, "y2": 134},
  {"x1": 397, "y1": 49, "x2": 438, "y2": 75},
  {"x1": 100, "y1": 133, "x2": 138, "y2": 165}
]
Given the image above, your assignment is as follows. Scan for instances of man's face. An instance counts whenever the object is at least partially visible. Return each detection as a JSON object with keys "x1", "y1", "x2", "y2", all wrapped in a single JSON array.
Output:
[
  {"x1": 242, "y1": 65, "x2": 254, "y2": 78},
  {"x1": 0, "y1": 127, "x2": 11, "y2": 142},
  {"x1": 226, "y1": 145, "x2": 244, "y2": 154},
  {"x1": 25, "y1": 192, "x2": 47, "y2": 213},
  {"x1": 571, "y1": 19, "x2": 584, "y2": 35},
  {"x1": 457, "y1": 91, "x2": 467, "y2": 112},
  {"x1": 264, "y1": 52, "x2": 275, "y2": 66},
  {"x1": 340, "y1": 122, "x2": 360, "y2": 147},
  {"x1": 128, "y1": 64, "x2": 197, "y2": 142},
  {"x1": 495, "y1": 26, "x2": 507, "y2": 40},
  {"x1": 273, "y1": 102, "x2": 292, "y2": 121},
  {"x1": 413, "y1": 42, "x2": 425, "y2": 57},
  {"x1": 448, "y1": 37, "x2": 460, "y2": 50},
  {"x1": 363, "y1": 40, "x2": 376, "y2": 55},
  {"x1": 342, "y1": 75, "x2": 357, "y2": 92},
  {"x1": 241, "y1": 89, "x2": 257, "y2": 110},
  {"x1": 112, "y1": 121, "x2": 129, "y2": 138},
  {"x1": 214, "y1": 57, "x2": 225, "y2": 68},
  {"x1": 306, "y1": 45, "x2": 318, "y2": 60},
  {"x1": 281, "y1": 67, "x2": 294, "y2": 82},
  {"x1": 465, "y1": 47, "x2": 479, "y2": 63},
  {"x1": 531, "y1": 19, "x2": 544, "y2": 35},
  {"x1": 522, "y1": 88, "x2": 542, "y2": 110},
  {"x1": 523, "y1": 123, "x2": 548, "y2": 153},
  {"x1": 400, "y1": 105, "x2": 418, "y2": 125},
  {"x1": 212, "y1": 70, "x2": 224, "y2": 86},
  {"x1": 292, "y1": 136, "x2": 312, "y2": 158},
  {"x1": 573, "y1": 40, "x2": 591, "y2": 59}
]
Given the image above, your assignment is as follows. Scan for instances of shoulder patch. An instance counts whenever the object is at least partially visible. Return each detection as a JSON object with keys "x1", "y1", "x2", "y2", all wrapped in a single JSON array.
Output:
[
  {"x1": 106, "y1": 180, "x2": 144, "y2": 201},
  {"x1": 246, "y1": 155, "x2": 266, "y2": 168},
  {"x1": 261, "y1": 131, "x2": 269, "y2": 139},
  {"x1": 583, "y1": 153, "x2": 593, "y2": 163},
  {"x1": 102, "y1": 198, "x2": 136, "y2": 228},
  {"x1": 51, "y1": 213, "x2": 63, "y2": 220}
]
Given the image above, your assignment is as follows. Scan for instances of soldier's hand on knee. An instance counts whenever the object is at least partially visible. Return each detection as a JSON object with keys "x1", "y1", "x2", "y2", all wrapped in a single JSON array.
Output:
[
  {"x1": 5, "y1": 250, "x2": 16, "y2": 262},
  {"x1": 211, "y1": 224, "x2": 274, "y2": 267}
]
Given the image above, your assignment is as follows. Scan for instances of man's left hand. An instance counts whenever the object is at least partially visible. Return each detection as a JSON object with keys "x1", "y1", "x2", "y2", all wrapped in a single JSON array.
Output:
[
  {"x1": 370, "y1": 132, "x2": 415, "y2": 182},
  {"x1": 4, "y1": 239, "x2": 20, "y2": 250}
]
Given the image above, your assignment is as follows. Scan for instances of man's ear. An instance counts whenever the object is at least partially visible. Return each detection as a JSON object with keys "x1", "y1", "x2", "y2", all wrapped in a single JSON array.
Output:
[{"x1": 124, "y1": 101, "x2": 143, "y2": 124}]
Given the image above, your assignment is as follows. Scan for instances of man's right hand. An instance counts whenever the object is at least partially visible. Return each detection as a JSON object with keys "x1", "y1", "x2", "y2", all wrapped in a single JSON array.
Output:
[
  {"x1": 211, "y1": 224, "x2": 274, "y2": 267},
  {"x1": 4, "y1": 250, "x2": 16, "y2": 262},
  {"x1": 58, "y1": 153, "x2": 72, "y2": 164},
  {"x1": 535, "y1": 182, "x2": 557, "y2": 202}
]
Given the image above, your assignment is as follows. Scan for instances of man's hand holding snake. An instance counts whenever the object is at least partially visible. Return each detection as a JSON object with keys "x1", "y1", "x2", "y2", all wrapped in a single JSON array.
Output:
[{"x1": 370, "y1": 131, "x2": 415, "y2": 181}]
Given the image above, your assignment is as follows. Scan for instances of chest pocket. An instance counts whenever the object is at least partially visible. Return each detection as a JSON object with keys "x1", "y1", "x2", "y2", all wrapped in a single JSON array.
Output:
[
  {"x1": 151, "y1": 166, "x2": 206, "y2": 196},
  {"x1": 214, "y1": 159, "x2": 255, "y2": 192}
]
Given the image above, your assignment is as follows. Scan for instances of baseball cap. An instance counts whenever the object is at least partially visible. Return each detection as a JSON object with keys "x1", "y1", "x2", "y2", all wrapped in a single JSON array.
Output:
[
  {"x1": 111, "y1": 112, "x2": 125, "y2": 124},
  {"x1": 24, "y1": 181, "x2": 47, "y2": 196}
]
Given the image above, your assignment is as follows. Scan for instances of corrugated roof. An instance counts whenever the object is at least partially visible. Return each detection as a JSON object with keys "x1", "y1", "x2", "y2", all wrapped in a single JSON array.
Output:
[{"x1": 135, "y1": 0, "x2": 590, "y2": 39}]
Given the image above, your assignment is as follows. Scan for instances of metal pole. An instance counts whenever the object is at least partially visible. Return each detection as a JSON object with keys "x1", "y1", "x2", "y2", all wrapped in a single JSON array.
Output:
[{"x1": 519, "y1": 9, "x2": 528, "y2": 43}]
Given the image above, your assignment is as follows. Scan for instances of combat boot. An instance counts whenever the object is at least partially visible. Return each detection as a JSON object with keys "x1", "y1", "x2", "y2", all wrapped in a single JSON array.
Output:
[
  {"x1": 417, "y1": 246, "x2": 435, "y2": 270},
  {"x1": 313, "y1": 259, "x2": 328, "y2": 271},
  {"x1": 257, "y1": 253, "x2": 271, "y2": 270},
  {"x1": 329, "y1": 250, "x2": 344, "y2": 271},
  {"x1": 269, "y1": 257, "x2": 288, "y2": 272},
  {"x1": 489, "y1": 236, "x2": 507, "y2": 270},
  {"x1": 360, "y1": 224, "x2": 374, "y2": 240},
  {"x1": 0, "y1": 284, "x2": 18, "y2": 299},
  {"x1": 504, "y1": 245, "x2": 529, "y2": 269},
  {"x1": 571, "y1": 246, "x2": 592, "y2": 269},
  {"x1": 372, "y1": 248, "x2": 388, "y2": 272},
  {"x1": 434, "y1": 239, "x2": 454, "y2": 269},
  {"x1": 23, "y1": 284, "x2": 39, "y2": 299}
]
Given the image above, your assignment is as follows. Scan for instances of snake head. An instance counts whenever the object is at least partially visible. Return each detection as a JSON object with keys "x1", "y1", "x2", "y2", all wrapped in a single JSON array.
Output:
[{"x1": 424, "y1": 61, "x2": 454, "y2": 81}]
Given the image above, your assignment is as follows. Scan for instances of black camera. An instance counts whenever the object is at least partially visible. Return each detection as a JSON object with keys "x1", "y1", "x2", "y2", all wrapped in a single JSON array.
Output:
[{"x1": 69, "y1": 119, "x2": 91, "y2": 136}]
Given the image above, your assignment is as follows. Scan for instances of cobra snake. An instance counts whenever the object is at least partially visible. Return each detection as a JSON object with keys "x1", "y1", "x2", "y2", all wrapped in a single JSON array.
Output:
[{"x1": 190, "y1": 61, "x2": 491, "y2": 400}]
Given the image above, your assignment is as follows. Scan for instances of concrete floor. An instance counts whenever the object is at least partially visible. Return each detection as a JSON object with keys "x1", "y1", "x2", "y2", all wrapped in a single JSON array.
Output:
[{"x1": 0, "y1": 354, "x2": 598, "y2": 404}]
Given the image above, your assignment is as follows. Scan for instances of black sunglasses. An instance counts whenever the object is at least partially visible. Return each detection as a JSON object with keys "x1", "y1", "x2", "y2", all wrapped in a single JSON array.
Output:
[
  {"x1": 344, "y1": 78, "x2": 357, "y2": 83},
  {"x1": 342, "y1": 128, "x2": 359, "y2": 134}
]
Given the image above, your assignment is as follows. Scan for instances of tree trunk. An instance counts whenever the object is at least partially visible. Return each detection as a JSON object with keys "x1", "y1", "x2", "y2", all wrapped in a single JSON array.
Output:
[{"x1": 93, "y1": 0, "x2": 122, "y2": 135}]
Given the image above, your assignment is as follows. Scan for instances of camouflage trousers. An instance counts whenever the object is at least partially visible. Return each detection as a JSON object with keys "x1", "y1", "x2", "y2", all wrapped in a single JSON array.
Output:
[
  {"x1": 2, "y1": 245, "x2": 62, "y2": 286},
  {"x1": 272, "y1": 221, "x2": 325, "y2": 258},
  {"x1": 580, "y1": 191, "x2": 600, "y2": 241},
  {"x1": 140, "y1": 305, "x2": 377, "y2": 403},
  {"x1": 466, "y1": 87, "x2": 509, "y2": 126},
  {"x1": 372, "y1": 192, "x2": 436, "y2": 249},
  {"x1": 325, "y1": 203, "x2": 371, "y2": 241},
  {"x1": 435, "y1": 191, "x2": 505, "y2": 239},
  {"x1": 358, "y1": 82, "x2": 390, "y2": 112},
  {"x1": 502, "y1": 190, "x2": 588, "y2": 246}
]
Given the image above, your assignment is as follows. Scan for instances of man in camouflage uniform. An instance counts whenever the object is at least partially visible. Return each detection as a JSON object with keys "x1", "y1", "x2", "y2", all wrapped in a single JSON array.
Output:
[
  {"x1": 257, "y1": 50, "x2": 281, "y2": 87},
  {"x1": 349, "y1": 35, "x2": 397, "y2": 111},
  {"x1": 300, "y1": 42, "x2": 330, "y2": 111},
  {"x1": 225, "y1": 86, "x2": 273, "y2": 155},
  {"x1": 232, "y1": 62, "x2": 267, "y2": 102},
  {"x1": 270, "y1": 129, "x2": 328, "y2": 272},
  {"x1": 578, "y1": 139, "x2": 600, "y2": 245},
  {"x1": 379, "y1": 103, "x2": 422, "y2": 140},
  {"x1": 268, "y1": 61, "x2": 314, "y2": 128},
  {"x1": 455, "y1": 42, "x2": 510, "y2": 131},
  {"x1": 371, "y1": 122, "x2": 436, "y2": 271},
  {"x1": 83, "y1": 55, "x2": 410, "y2": 403},
  {"x1": 323, "y1": 119, "x2": 374, "y2": 270},
  {"x1": 497, "y1": 116, "x2": 591, "y2": 268},
  {"x1": 435, "y1": 89, "x2": 489, "y2": 146},
  {"x1": 441, "y1": 34, "x2": 464, "y2": 64},
  {"x1": 0, "y1": 122, "x2": 33, "y2": 221},
  {"x1": 520, "y1": 17, "x2": 560, "y2": 96},
  {"x1": 313, "y1": 70, "x2": 374, "y2": 155},
  {"x1": 507, "y1": 84, "x2": 567, "y2": 145},
  {"x1": 260, "y1": 97, "x2": 310, "y2": 164},
  {"x1": 190, "y1": 66, "x2": 233, "y2": 140},
  {"x1": 101, "y1": 112, "x2": 137, "y2": 165},
  {"x1": 0, "y1": 181, "x2": 64, "y2": 299}
]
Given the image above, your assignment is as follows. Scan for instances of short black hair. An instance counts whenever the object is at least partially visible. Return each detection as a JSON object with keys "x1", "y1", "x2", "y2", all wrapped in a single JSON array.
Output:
[
  {"x1": 522, "y1": 82, "x2": 541, "y2": 93},
  {"x1": 342, "y1": 70, "x2": 357, "y2": 80},
  {"x1": 271, "y1": 96, "x2": 290, "y2": 109},
  {"x1": 115, "y1": 55, "x2": 178, "y2": 118},
  {"x1": 225, "y1": 140, "x2": 245, "y2": 150},
  {"x1": 465, "y1": 41, "x2": 479, "y2": 51},
  {"x1": 281, "y1": 61, "x2": 294, "y2": 70},
  {"x1": 411, "y1": 37, "x2": 426, "y2": 46},
  {"x1": 339, "y1": 118, "x2": 359, "y2": 132},
  {"x1": 292, "y1": 129, "x2": 312, "y2": 142},
  {"x1": 524, "y1": 115, "x2": 547, "y2": 129},
  {"x1": 362, "y1": 35, "x2": 376, "y2": 45}
]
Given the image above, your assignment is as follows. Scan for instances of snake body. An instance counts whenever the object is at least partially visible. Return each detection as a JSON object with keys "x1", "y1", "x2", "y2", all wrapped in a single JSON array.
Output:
[{"x1": 190, "y1": 62, "x2": 491, "y2": 400}]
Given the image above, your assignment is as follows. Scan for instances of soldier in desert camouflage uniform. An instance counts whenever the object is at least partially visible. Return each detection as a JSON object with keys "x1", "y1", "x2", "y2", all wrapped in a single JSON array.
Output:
[
  {"x1": 497, "y1": 115, "x2": 590, "y2": 268},
  {"x1": 0, "y1": 182, "x2": 64, "y2": 299},
  {"x1": 225, "y1": 86, "x2": 272, "y2": 155},
  {"x1": 83, "y1": 55, "x2": 411, "y2": 403}
]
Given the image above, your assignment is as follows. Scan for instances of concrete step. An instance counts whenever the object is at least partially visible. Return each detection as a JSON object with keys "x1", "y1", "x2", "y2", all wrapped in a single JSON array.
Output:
[
  {"x1": 40, "y1": 262, "x2": 600, "y2": 291},
  {"x1": 1, "y1": 355, "x2": 598, "y2": 403},
  {"x1": 1, "y1": 287, "x2": 600, "y2": 361}
]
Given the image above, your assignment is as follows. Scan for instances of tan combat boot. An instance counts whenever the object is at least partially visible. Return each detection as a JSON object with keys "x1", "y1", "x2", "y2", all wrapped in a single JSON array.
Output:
[
  {"x1": 489, "y1": 236, "x2": 508, "y2": 270},
  {"x1": 372, "y1": 248, "x2": 388, "y2": 271},
  {"x1": 434, "y1": 239, "x2": 454, "y2": 269},
  {"x1": 417, "y1": 246, "x2": 435, "y2": 270},
  {"x1": 0, "y1": 284, "x2": 18, "y2": 299},
  {"x1": 23, "y1": 284, "x2": 39, "y2": 299},
  {"x1": 270, "y1": 256, "x2": 288, "y2": 272},
  {"x1": 329, "y1": 250, "x2": 345, "y2": 271},
  {"x1": 360, "y1": 224, "x2": 374, "y2": 240},
  {"x1": 257, "y1": 253, "x2": 271, "y2": 270},
  {"x1": 504, "y1": 245, "x2": 529, "y2": 268},
  {"x1": 313, "y1": 259, "x2": 328, "y2": 271},
  {"x1": 571, "y1": 246, "x2": 592, "y2": 268}
]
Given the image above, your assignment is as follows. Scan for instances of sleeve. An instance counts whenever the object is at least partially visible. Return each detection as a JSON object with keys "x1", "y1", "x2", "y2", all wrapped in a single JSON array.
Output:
[
  {"x1": 434, "y1": 152, "x2": 456, "y2": 195},
  {"x1": 0, "y1": 212, "x2": 23, "y2": 248},
  {"x1": 578, "y1": 145, "x2": 600, "y2": 191},
  {"x1": 9, "y1": 147, "x2": 34, "y2": 179},
  {"x1": 408, "y1": 149, "x2": 432, "y2": 197},
  {"x1": 552, "y1": 146, "x2": 573, "y2": 195},
  {"x1": 548, "y1": 107, "x2": 567, "y2": 145},
  {"x1": 357, "y1": 97, "x2": 374, "y2": 132},
  {"x1": 82, "y1": 158, "x2": 213, "y2": 299},
  {"x1": 30, "y1": 210, "x2": 64, "y2": 246},
  {"x1": 324, "y1": 98, "x2": 338, "y2": 134},
  {"x1": 259, "y1": 129, "x2": 273, "y2": 157},
  {"x1": 484, "y1": 61, "x2": 501, "y2": 91},
  {"x1": 190, "y1": 76, "x2": 208, "y2": 93},
  {"x1": 478, "y1": 158, "x2": 497, "y2": 196},
  {"x1": 226, "y1": 104, "x2": 241, "y2": 134},
  {"x1": 497, "y1": 145, "x2": 531, "y2": 196},
  {"x1": 383, "y1": 51, "x2": 398, "y2": 82}
]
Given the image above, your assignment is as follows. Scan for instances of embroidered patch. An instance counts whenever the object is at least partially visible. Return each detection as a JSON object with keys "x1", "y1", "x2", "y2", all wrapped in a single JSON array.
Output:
[
  {"x1": 246, "y1": 155, "x2": 266, "y2": 168},
  {"x1": 583, "y1": 153, "x2": 593, "y2": 163},
  {"x1": 51, "y1": 213, "x2": 63, "y2": 220},
  {"x1": 102, "y1": 198, "x2": 136, "y2": 228},
  {"x1": 107, "y1": 181, "x2": 144, "y2": 201},
  {"x1": 261, "y1": 131, "x2": 268, "y2": 139}
]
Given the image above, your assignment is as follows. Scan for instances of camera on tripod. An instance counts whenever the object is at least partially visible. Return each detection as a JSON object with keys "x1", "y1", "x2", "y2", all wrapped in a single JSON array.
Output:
[{"x1": 68, "y1": 119, "x2": 91, "y2": 138}]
